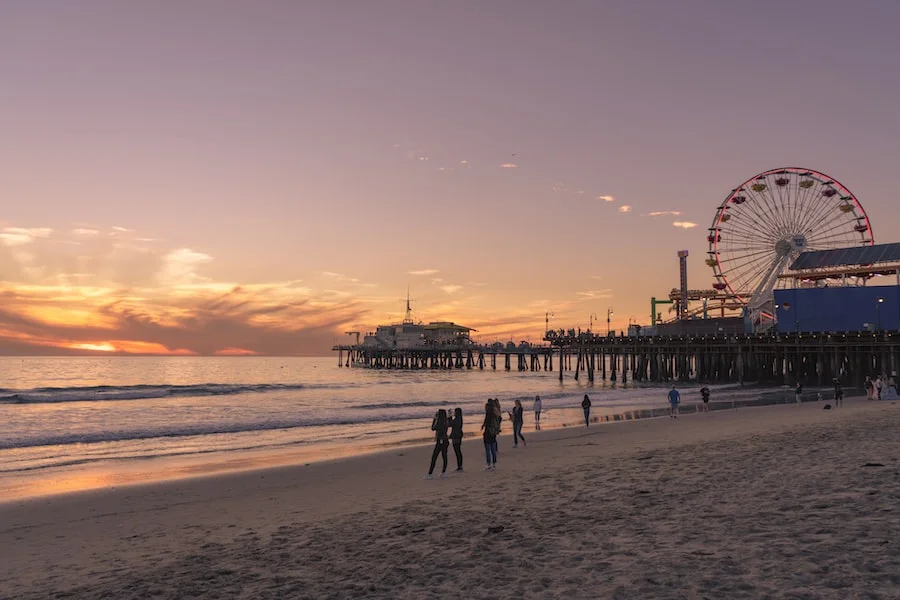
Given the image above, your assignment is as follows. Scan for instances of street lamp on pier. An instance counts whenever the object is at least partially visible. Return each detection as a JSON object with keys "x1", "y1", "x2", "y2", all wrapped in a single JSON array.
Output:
[
  {"x1": 545, "y1": 311, "x2": 554, "y2": 334},
  {"x1": 607, "y1": 307, "x2": 614, "y2": 336},
  {"x1": 876, "y1": 296, "x2": 885, "y2": 331},
  {"x1": 589, "y1": 313, "x2": 598, "y2": 334}
]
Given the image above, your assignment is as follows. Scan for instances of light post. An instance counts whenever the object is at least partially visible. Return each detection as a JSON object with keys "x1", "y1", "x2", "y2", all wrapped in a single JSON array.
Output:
[
  {"x1": 589, "y1": 313, "x2": 598, "y2": 334},
  {"x1": 877, "y1": 296, "x2": 884, "y2": 331},
  {"x1": 607, "y1": 307, "x2": 614, "y2": 336},
  {"x1": 545, "y1": 311, "x2": 554, "y2": 334}
]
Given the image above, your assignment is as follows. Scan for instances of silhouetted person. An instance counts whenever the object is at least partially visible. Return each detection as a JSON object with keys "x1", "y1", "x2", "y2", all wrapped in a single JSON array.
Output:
[
  {"x1": 533, "y1": 395, "x2": 542, "y2": 430},
  {"x1": 481, "y1": 401, "x2": 500, "y2": 470},
  {"x1": 425, "y1": 409, "x2": 449, "y2": 479},
  {"x1": 581, "y1": 394, "x2": 591, "y2": 427},
  {"x1": 833, "y1": 379, "x2": 843, "y2": 408},
  {"x1": 449, "y1": 407, "x2": 464, "y2": 471},
  {"x1": 510, "y1": 399, "x2": 526, "y2": 447}
]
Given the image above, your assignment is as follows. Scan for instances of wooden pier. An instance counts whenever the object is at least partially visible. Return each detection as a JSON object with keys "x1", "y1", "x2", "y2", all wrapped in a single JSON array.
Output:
[
  {"x1": 543, "y1": 330, "x2": 899, "y2": 387},
  {"x1": 333, "y1": 330, "x2": 899, "y2": 386}
]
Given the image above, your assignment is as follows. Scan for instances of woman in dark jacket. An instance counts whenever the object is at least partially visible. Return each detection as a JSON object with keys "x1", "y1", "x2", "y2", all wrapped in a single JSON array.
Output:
[
  {"x1": 449, "y1": 407, "x2": 464, "y2": 471},
  {"x1": 426, "y1": 409, "x2": 449, "y2": 479},
  {"x1": 481, "y1": 401, "x2": 499, "y2": 470},
  {"x1": 582, "y1": 394, "x2": 591, "y2": 427},
  {"x1": 510, "y1": 399, "x2": 526, "y2": 447}
]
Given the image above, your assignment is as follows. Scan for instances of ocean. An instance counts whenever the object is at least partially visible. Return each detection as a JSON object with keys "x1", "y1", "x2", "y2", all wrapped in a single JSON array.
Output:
[{"x1": 0, "y1": 356, "x2": 784, "y2": 500}]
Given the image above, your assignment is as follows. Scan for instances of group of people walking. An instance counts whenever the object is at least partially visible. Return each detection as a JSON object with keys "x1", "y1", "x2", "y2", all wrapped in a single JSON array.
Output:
[
  {"x1": 425, "y1": 396, "x2": 542, "y2": 477},
  {"x1": 864, "y1": 374, "x2": 897, "y2": 400}
]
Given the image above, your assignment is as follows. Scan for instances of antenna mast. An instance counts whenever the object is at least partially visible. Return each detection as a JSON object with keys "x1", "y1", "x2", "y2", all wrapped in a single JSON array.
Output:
[{"x1": 402, "y1": 287, "x2": 413, "y2": 324}]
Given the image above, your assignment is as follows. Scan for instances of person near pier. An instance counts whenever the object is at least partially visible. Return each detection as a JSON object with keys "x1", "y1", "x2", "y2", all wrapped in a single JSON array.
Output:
[
  {"x1": 795, "y1": 382, "x2": 803, "y2": 405},
  {"x1": 425, "y1": 409, "x2": 449, "y2": 479},
  {"x1": 449, "y1": 407, "x2": 464, "y2": 471},
  {"x1": 700, "y1": 387, "x2": 710, "y2": 412},
  {"x1": 833, "y1": 379, "x2": 843, "y2": 408},
  {"x1": 874, "y1": 375, "x2": 883, "y2": 400},
  {"x1": 533, "y1": 395, "x2": 542, "y2": 430},
  {"x1": 864, "y1": 376, "x2": 874, "y2": 399},
  {"x1": 668, "y1": 385, "x2": 680, "y2": 418},
  {"x1": 581, "y1": 394, "x2": 591, "y2": 427},
  {"x1": 510, "y1": 399, "x2": 526, "y2": 448},
  {"x1": 481, "y1": 401, "x2": 500, "y2": 470}
]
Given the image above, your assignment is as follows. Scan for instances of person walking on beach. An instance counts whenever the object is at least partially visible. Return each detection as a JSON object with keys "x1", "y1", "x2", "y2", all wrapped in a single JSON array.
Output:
[
  {"x1": 795, "y1": 381, "x2": 803, "y2": 405},
  {"x1": 533, "y1": 395, "x2": 542, "y2": 430},
  {"x1": 700, "y1": 386, "x2": 710, "y2": 412},
  {"x1": 833, "y1": 379, "x2": 843, "y2": 408},
  {"x1": 449, "y1": 407, "x2": 464, "y2": 471},
  {"x1": 425, "y1": 409, "x2": 450, "y2": 479},
  {"x1": 481, "y1": 401, "x2": 500, "y2": 470},
  {"x1": 864, "y1": 376, "x2": 874, "y2": 399},
  {"x1": 510, "y1": 399, "x2": 526, "y2": 448},
  {"x1": 874, "y1": 375, "x2": 883, "y2": 400},
  {"x1": 668, "y1": 385, "x2": 680, "y2": 418},
  {"x1": 581, "y1": 394, "x2": 591, "y2": 427}
]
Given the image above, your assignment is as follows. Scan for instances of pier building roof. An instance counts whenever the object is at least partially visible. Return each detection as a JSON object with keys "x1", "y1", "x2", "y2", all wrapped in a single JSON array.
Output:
[{"x1": 790, "y1": 242, "x2": 900, "y2": 270}]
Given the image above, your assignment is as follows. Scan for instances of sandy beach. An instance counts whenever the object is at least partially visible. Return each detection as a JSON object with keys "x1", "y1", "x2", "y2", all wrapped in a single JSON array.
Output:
[{"x1": 1, "y1": 398, "x2": 898, "y2": 599}]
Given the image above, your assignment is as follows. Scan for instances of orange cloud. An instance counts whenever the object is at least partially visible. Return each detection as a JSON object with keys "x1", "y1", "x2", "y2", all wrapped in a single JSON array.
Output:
[{"x1": 214, "y1": 347, "x2": 259, "y2": 356}]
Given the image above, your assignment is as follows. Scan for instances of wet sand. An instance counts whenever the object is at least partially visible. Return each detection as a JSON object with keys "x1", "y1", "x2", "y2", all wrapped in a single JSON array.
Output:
[{"x1": 1, "y1": 398, "x2": 898, "y2": 599}]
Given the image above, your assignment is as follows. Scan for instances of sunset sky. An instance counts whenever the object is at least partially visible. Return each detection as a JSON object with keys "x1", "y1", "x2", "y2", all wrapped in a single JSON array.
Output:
[{"x1": 2, "y1": 1, "x2": 900, "y2": 355}]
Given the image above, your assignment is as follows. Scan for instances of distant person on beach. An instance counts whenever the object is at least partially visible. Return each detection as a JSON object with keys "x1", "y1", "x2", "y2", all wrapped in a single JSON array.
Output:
[
  {"x1": 864, "y1": 376, "x2": 874, "y2": 399},
  {"x1": 795, "y1": 382, "x2": 803, "y2": 405},
  {"x1": 874, "y1": 376, "x2": 883, "y2": 400},
  {"x1": 510, "y1": 399, "x2": 526, "y2": 448},
  {"x1": 449, "y1": 407, "x2": 464, "y2": 471},
  {"x1": 581, "y1": 394, "x2": 591, "y2": 427},
  {"x1": 533, "y1": 395, "x2": 542, "y2": 430},
  {"x1": 668, "y1": 385, "x2": 680, "y2": 418},
  {"x1": 425, "y1": 409, "x2": 450, "y2": 479},
  {"x1": 700, "y1": 387, "x2": 710, "y2": 412},
  {"x1": 833, "y1": 379, "x2": 843, "y2": 408},
  {"x1": 481, "y1": 401, "x2": 500, "y2": 470}
]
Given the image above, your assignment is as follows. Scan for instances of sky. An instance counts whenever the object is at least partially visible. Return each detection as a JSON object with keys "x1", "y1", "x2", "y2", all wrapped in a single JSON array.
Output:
[{"x1": 2, "y1": 0, "x2": 900, "y2": 355}]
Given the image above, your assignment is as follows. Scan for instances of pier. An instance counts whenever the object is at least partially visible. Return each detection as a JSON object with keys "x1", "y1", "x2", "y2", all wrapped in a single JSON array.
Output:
[{"x1": 333, "y1": 330, "x2": 899, "y2": 386}]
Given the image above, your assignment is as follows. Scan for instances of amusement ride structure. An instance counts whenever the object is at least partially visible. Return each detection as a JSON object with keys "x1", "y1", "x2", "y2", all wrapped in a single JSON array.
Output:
[{"x1": 704, "y1": 167, "x2": 874, "y2": 331}]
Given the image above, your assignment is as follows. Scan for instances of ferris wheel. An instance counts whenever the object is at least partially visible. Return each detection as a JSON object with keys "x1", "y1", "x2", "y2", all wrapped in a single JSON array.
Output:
[{"x1": 707, "y1": 167, "x2": 874, "y2": 315}]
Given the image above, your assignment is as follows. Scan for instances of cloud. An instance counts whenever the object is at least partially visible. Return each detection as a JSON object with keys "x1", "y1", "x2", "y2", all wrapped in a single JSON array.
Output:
[
  {"x1": 157, "y1": 248, "x2": 213, "y2": 286},
  {"x1": 552, "y1": 182, "x2": 567, "y2": 192},
  {"x1": 111, "y1": 226, "x2": 134, "y2": 233},
  {"x1": 597, "y1": 195, "x2": 615, "y2": 202},
  {"x1": 645, "y1": 211, "x2": 682, "y2": 217},
  {"x1": 459, "y1": 160, "x2": 471, "y2": 168},
  {"x1": 500, "y1": 163, "x2": 518, "y2": 169},
  {"x1": 431, "y1": 278, "x2": 444, "y2": 284},
  {"x1": 72, "y1": 228, "x2": 100, "y2": 236},
  {"x1": 576, "y1": 289, "x2": 612, "y2": 300},
  {"x1": 0, "y1": 227, "x2": 53, "y2": 246},
  {"x1": 673, "y1": 221, "x2": 698, "y2": 229},
  {"x1": 0, "y1": 225, "x2": 379, "y2": 356},
  {"x1": 618, "y1": 205, "x2": 632, "y2": 213},
  {"x1": 408, "y1": 269, "x2": 439, "y2": 276},
  {"x1": 441, "y1": 284, "x2": 463, "y2": 294}
]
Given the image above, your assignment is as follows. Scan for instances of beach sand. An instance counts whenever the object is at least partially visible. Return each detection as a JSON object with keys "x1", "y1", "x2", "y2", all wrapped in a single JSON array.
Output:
[{"x1": 1, "y1": 399, "x2": 898, "y2": 599}]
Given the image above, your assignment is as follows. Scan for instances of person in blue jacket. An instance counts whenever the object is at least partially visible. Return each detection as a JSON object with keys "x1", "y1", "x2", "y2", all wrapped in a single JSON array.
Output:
[{"x1": 668, "y1": 385, "x2": 680, "y2": 418}]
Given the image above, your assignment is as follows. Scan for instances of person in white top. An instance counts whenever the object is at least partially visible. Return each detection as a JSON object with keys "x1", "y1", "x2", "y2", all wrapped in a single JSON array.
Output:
[{"x1": 533, "y1": 395, "x2": 543, "y2": 430}]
